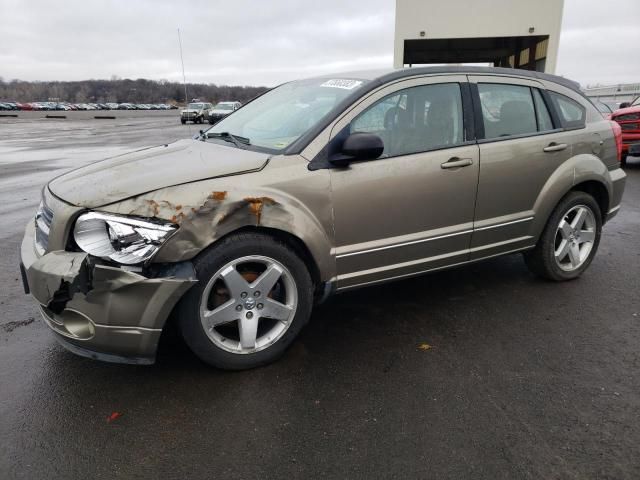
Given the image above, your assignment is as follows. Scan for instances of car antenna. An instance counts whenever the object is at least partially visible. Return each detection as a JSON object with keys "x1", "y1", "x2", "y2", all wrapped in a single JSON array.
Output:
[{"x1": 177, "y1": 28, "x2": 191, "y2": 136}]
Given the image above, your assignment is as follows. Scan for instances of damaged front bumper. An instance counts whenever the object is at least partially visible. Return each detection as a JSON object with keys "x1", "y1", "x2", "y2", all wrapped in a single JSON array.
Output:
[{"x1": 20, "y1": 221, "x2": 196, "y2": 364}]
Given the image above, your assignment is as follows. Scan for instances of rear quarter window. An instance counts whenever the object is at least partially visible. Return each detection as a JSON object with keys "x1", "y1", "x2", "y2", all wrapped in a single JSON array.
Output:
[{"x1": 548, "y1": 92, "x2": 586, "y2": 129}]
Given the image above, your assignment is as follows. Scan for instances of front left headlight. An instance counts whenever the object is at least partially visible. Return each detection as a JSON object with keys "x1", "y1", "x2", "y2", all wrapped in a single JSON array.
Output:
[{"x1": 73, "y1": 212, "x2": 176, "y2": 265}]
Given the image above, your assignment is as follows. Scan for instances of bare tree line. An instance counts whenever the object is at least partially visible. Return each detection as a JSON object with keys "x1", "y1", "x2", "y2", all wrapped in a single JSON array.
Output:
[{"x1": 0, "y1": 77, "x2": 268, "y2": 104}]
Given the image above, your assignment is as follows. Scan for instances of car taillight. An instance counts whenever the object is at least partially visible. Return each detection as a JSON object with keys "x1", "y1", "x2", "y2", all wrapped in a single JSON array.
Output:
[{"x1": 610, "y1": 120, "x2": 623, "y2": 163}]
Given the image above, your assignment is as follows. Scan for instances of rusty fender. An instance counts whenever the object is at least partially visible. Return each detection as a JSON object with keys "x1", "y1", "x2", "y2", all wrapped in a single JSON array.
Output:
[{"x1": 101, "y1": 184, "x2": 335, "y2": 280}]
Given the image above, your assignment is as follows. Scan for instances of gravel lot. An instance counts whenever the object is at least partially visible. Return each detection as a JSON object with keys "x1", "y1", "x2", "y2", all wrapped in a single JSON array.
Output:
[{"x1": 1, "y1": 112, "x2": 639, "y2": 479}]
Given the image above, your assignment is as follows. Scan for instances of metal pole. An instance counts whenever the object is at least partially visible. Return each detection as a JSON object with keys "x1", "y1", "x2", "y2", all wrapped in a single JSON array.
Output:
[{"x1": 178, "y1": 28, "x2": 188, "y2": 105}]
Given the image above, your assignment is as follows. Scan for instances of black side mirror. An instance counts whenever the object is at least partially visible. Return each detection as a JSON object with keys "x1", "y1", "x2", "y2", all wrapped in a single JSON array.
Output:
[{"x1": 330, "y1": 132, "x2": 384, "y2": 166}]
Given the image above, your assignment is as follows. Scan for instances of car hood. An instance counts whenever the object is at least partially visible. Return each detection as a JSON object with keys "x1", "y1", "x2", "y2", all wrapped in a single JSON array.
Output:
[
  {"x1": 181, "y1": 109, "x2": 200, "y2": 113},
  {"x1": 48, "y1": 139, "x2": 270, "y2": 208},
  {"x1": 211, "y1": 109, "x2": 231, "y2": 115},
  {"x1": 612, "y1": 106, "x2": 640, "y2": 117}
]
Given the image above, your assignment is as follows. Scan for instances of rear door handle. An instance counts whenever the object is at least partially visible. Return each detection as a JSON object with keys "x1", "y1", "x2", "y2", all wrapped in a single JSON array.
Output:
[
  {"x1": 543, "y1": 142, "x2": 568, "y2": 152},
  {"x1": 441, "y1": 157, "x2": 473, "y2": 169}
]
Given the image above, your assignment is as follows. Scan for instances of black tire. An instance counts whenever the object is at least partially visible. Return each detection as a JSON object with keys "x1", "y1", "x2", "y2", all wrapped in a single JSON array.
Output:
[
  {"x1": 180, "y1": 119, "x2": 186, "y2": 125},
  {"x1": 621, "y1": 154, "x2": 627, "y2": 167},
  {"x1": 208, "y1": 118, "x2": 214, "y2": 125},
  {"x1": 524, "y1": 191, "x2": 602, "y2": 281},
  {"x1": 177, "y1": 232, "x2": 314, "y2": 370}
]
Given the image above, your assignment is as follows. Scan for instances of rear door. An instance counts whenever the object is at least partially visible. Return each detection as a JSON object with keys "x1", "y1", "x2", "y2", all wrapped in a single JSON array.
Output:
[{"x1": 467, "y1": 75, "x2": 574, "y2": 259}]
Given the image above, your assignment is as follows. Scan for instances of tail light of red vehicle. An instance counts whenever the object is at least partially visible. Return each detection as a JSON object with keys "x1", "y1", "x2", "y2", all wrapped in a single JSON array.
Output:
[{"x1": 610, "y1": 120, "x2": 623, "y2": 164}]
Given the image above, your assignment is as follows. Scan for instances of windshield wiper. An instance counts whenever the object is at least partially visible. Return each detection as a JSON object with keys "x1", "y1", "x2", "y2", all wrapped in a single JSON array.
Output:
[{"x1": 206, "y1": 131, "x2": 251, "y2": 148}]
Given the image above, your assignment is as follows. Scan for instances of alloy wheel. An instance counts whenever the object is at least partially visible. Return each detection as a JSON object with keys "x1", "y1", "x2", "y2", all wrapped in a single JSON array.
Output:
[
  {"x1": 199, "y1": 255, "x2": 298, "y2": 354},
  {"x1": 553, "y1": 205, "x2": 596, "y2": 272}
]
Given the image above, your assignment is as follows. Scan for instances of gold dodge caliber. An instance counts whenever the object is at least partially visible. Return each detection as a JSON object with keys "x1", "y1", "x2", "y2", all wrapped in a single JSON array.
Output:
[{"x1": 21, "y1": 67, "x2": 627, "y2": 369}]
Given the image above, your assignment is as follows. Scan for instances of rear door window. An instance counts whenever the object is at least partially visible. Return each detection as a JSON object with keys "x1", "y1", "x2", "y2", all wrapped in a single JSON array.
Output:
[
  {"x1": 548, "y1": 92, "x2": 586, "y2": 129},
  {"x1": 478, "y1": 83, "x2": 538, "y2": 139}
]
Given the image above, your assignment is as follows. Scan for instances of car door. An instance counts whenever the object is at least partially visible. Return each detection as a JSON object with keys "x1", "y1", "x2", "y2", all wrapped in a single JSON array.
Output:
[
  {"x1": 328, "y1": 76, "x2": 480, "y2": 290},
  {"x1": 467, "y1": 75, "x2": 574, "y2": 259}
]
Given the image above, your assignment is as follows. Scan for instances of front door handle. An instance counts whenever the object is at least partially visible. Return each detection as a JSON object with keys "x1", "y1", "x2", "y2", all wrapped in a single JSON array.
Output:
[
  {"x1": 441, "y1": 157, "x2": 473, "y2": 169},
  {"x1": 543, "y1": 142, "x2": 568, "y2": 152}
]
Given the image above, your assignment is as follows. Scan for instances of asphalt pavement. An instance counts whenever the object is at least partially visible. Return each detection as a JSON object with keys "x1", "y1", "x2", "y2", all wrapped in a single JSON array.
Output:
[{"x1": 1, "y1": 113, "x2": 639, "y2": 479}]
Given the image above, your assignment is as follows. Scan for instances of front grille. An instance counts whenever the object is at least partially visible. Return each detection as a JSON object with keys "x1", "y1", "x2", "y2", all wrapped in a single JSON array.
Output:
[
  {"x1": 621, "y1": 123, "x2": 639, "y2": 131},
  {"x1": 34, "y1": 201, "x2": 54, "y2": 255}
]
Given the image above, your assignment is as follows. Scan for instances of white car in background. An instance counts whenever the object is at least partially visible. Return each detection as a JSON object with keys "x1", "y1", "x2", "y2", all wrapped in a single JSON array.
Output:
[{"x1": 208, "y1": 101, "x2": 242, "y2": 124}]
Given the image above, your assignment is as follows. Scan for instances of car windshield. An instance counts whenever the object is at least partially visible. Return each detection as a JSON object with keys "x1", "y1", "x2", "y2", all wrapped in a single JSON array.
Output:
[
  {"x1": 632, "y1": 97, "x2": 640, "y2": 107},
  {"x1": 188, "y1": 103, "x2": 204, "y2": 109},
  {"x1": 215, "y1": 103, "x2": 234, "y2": 111},
  {"x1": 205, "y1": 77, "x2": 368, "y2": 152}
]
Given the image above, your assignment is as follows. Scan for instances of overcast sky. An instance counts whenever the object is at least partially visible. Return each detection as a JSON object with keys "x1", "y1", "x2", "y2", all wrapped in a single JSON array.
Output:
[{"x1": 1, "y1": 0, "x2": 638, "y2": 87}]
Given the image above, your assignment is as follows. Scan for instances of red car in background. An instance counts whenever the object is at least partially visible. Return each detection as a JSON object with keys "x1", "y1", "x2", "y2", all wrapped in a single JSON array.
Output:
[{"x1": 610, "y1": 96, "x2": 640, "y2": 166}]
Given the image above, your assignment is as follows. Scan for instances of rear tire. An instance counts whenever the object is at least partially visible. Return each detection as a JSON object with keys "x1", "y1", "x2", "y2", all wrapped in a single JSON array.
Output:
[
  {"x1": 621, "y1": 154, "x2": 627, "y2": 167},
  {"x1": 178, "y1": 232, "x2": 314, "y2": 370},
  {"x1": 524, "y1": 191, "x2": 602, "y2": 281},
  {"x1": 180, "y1": 119, "x2": 186, "y2": 125}
]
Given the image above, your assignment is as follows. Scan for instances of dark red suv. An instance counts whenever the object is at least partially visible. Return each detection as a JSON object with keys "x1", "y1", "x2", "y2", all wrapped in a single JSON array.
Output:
[{"x1": 610, "y1": 96, "x2": 640, "y2": 166}]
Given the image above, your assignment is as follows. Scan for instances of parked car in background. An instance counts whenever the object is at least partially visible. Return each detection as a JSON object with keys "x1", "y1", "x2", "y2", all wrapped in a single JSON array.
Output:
[
  {"x1": 21, "y1": 67, "x2": 626, "y2": 370},
  {"x1": 1, "y1": 101, "x2": 177, "y2": 111},
  {"x1": 0, "y1": 102, "x2": 18, "y2": 110},
  {"x1": 208, "y1": 101, "x2": 242, "y2": 124},
  {"x1": 610, "y1": 96, "x2": 640, "y2": 166},
  {"x1": 181, "y1": 102, "x2": 213, "y2": 124}
]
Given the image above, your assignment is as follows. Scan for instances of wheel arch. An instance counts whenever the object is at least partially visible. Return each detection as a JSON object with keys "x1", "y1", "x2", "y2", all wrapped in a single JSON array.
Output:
[
  {"x1": 208, "y1": 225, "x2": 323, "y2": 296},
  {"x1": 530, "y1": 154, "x2": 613, "y2": 241},
  {"x1": 570, "y1": 180, "x2": 609, "y2": 222}
]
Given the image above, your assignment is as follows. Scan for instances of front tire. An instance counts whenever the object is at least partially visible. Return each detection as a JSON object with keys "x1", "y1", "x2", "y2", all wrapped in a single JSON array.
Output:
[
  {"x1": 524, "y1": 191, "x2": 602, "y2": 281},
  {"x1": 178, "y1": 232, "x2": 314, "y2": 370},
  {"x1": 181, "y1": 118, "x2": 186, "y2": 124}
]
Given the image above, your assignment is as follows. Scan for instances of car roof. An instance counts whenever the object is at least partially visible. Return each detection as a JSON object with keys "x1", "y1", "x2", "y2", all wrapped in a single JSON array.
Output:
[{"x1": 310, "y1": 66, "x2": 582, "y2": 95}]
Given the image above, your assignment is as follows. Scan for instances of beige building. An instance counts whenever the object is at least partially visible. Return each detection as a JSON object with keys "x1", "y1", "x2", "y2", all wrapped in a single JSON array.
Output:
[{"x1": 394, "y1": 0, "x2": 564, "y2": 73}]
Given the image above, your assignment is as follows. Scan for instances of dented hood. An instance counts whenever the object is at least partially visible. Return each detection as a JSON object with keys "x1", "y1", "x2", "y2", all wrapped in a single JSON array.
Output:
[{"x1": 48, "y1": 139, "x2": 270, "y2": 207}]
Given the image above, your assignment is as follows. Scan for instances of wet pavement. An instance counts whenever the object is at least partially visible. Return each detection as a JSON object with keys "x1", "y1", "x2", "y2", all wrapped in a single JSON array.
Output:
[{"x1": 1, "y1": 114, "x2": 639, "y2": 479}]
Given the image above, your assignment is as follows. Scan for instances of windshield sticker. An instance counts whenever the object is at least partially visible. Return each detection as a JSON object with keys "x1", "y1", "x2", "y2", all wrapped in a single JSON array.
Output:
[{"x1": 320, "y1": 79, "x2": 363, "y2": 90}]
